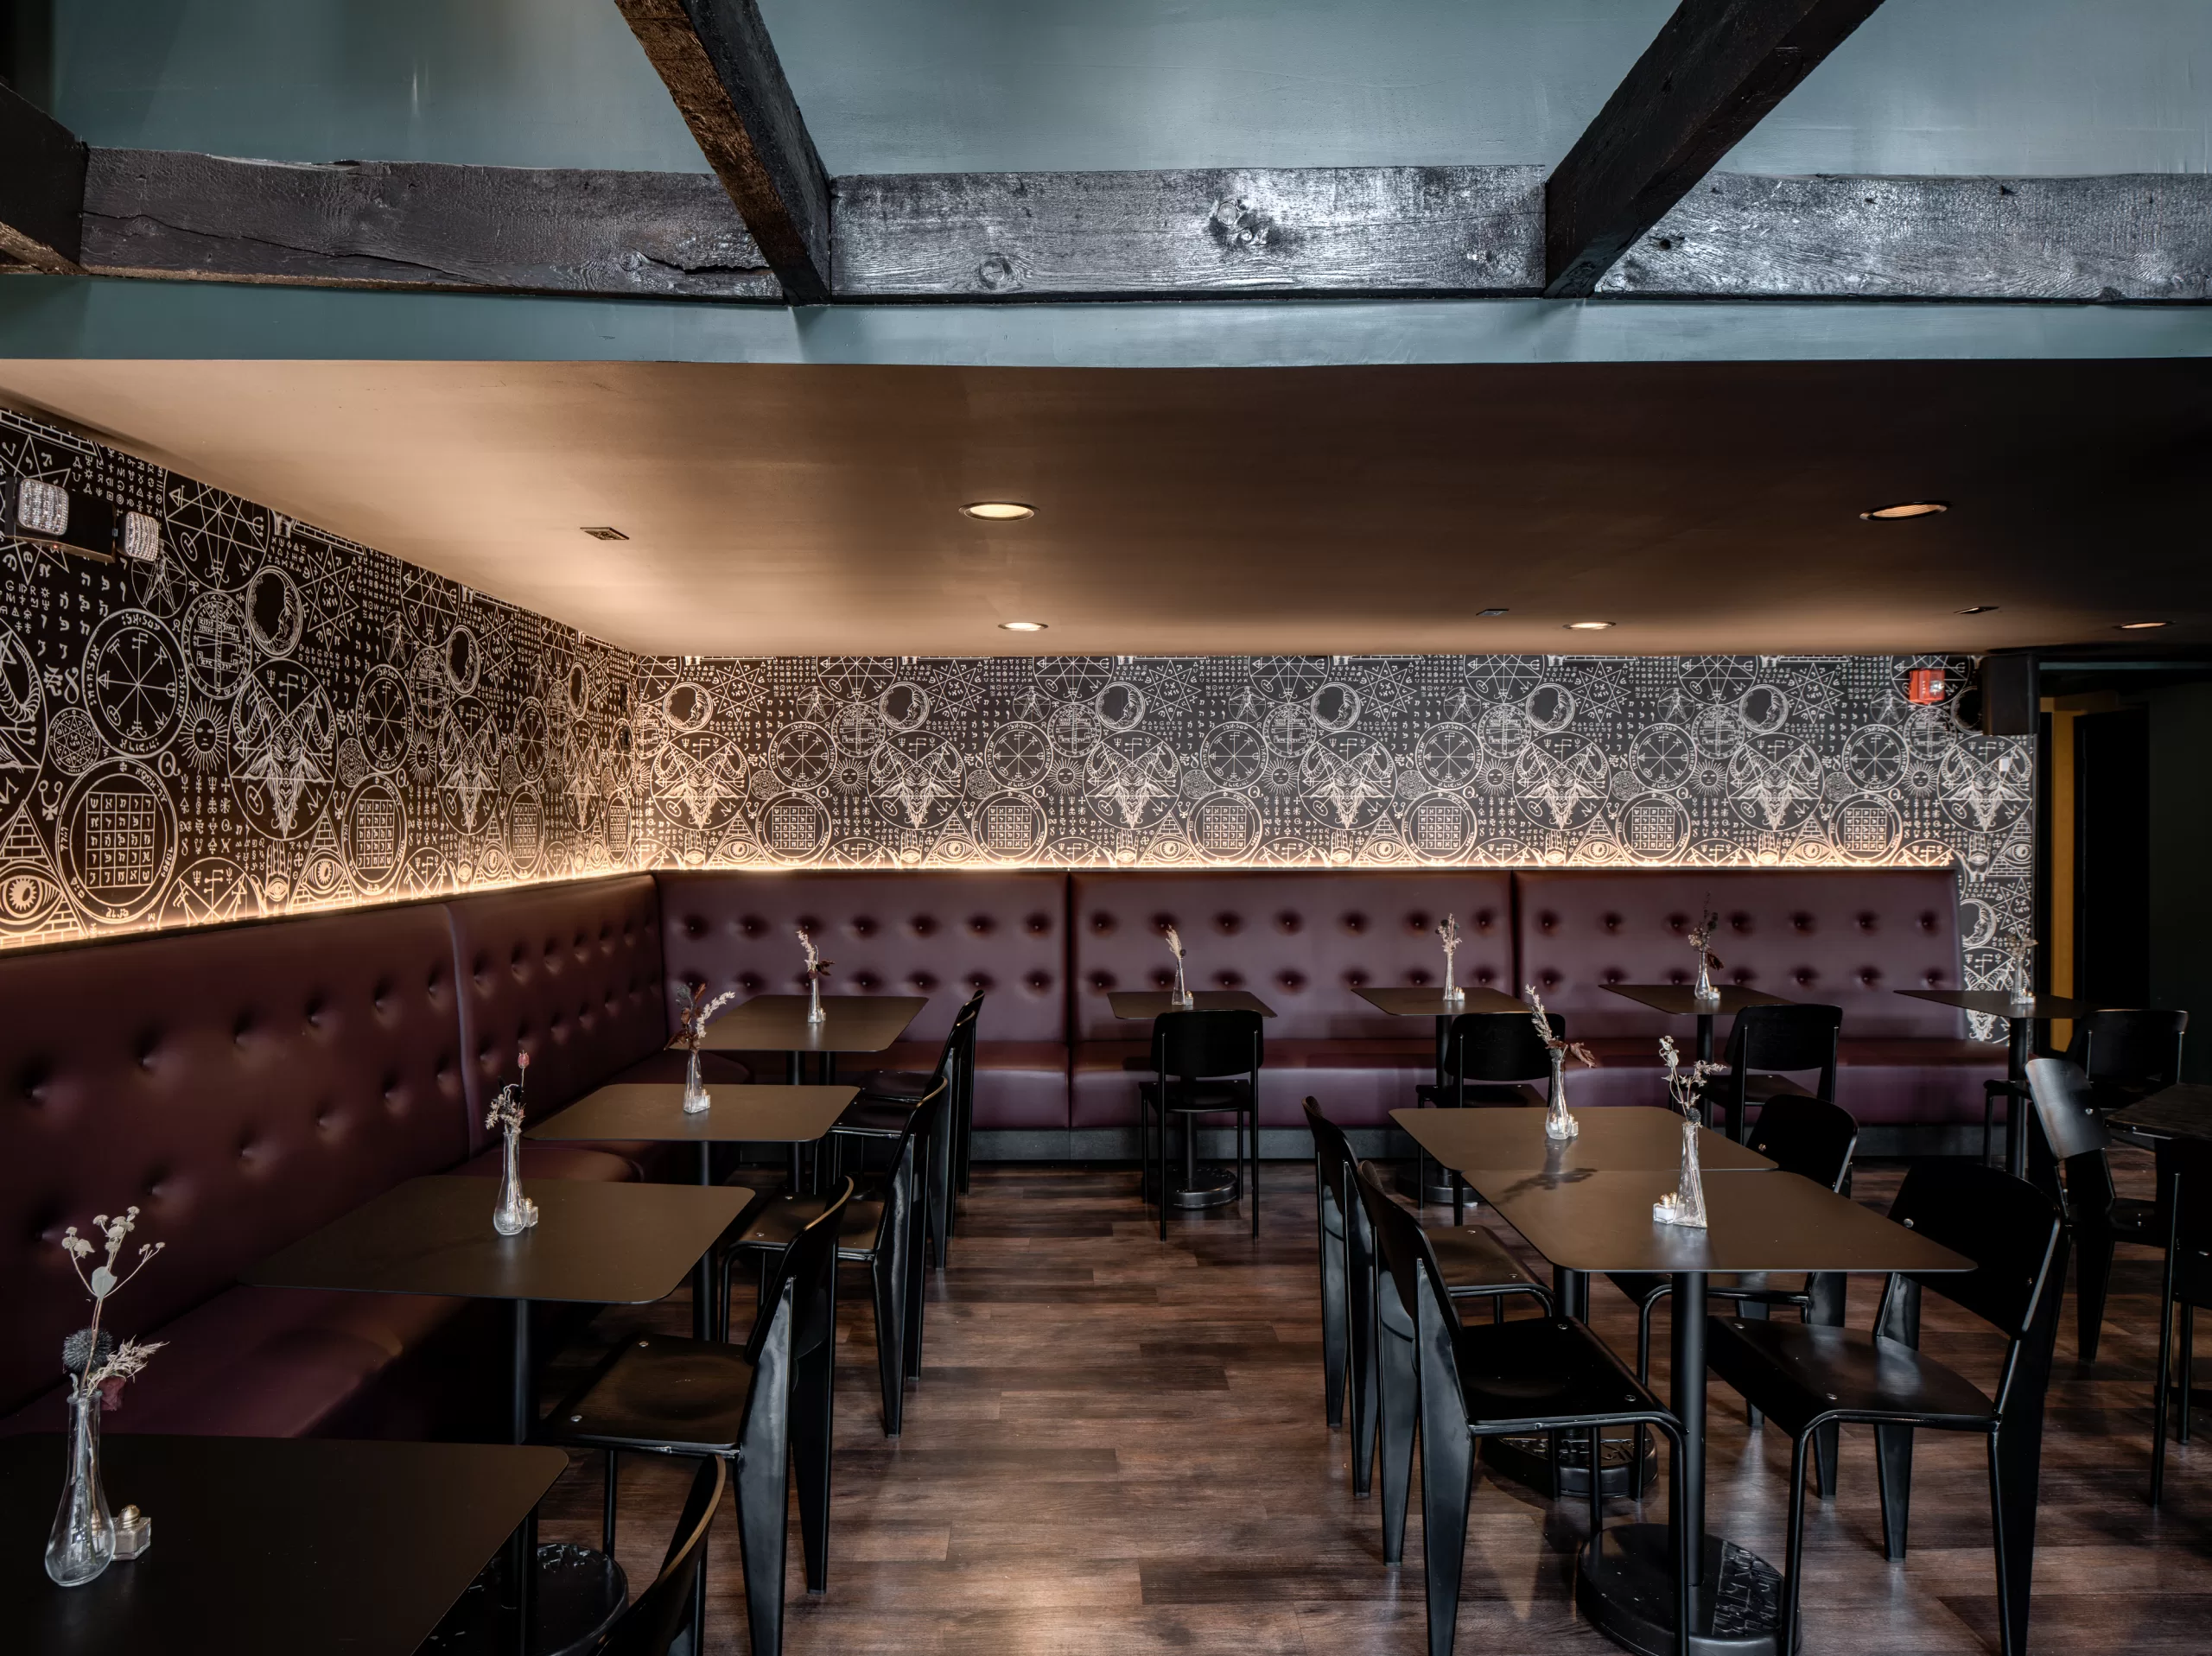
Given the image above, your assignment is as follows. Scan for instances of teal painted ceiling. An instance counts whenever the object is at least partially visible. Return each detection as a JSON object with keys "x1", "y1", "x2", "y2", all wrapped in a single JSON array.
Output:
[{"x1": 49, "y1": 0, "x2": 2212, "y2": 177}]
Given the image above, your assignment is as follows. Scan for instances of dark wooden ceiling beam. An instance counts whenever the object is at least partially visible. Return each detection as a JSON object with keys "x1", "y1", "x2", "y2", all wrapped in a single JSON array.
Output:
[
  {"x1": 0, "y1": 79, "x2": 86, "y2": 272},
  {"x1": 1544, "y1": 0, "x2": 1888, "y2": 297},
  {"x1": 614, "y1": 0, "x2": 831, "y2": 303},
  {"x1": 71, "y1": 150, "x2": 776, "y2": 300}
]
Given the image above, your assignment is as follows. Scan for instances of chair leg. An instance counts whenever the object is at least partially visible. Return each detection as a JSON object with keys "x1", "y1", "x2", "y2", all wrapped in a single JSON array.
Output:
[
  {"x1": 2152, "y1": 1285, "x2": 2176, "y2": 1506},
  {"x1": 1983, "y1": 1091, "x2": 1997, "y2": 1166},
  {"x1": 1781, "y1": 1431, "x2": 1812, "y2": 1656},
  {"x1": 928, "y1": 1114, "x2": 953, "y2": 1271},
  {"x1": 2075, "y1": 1230, "x2": 2116, "y2": 1363},
  {"x1": 903, "y1": 1175, "x2": 930, "y2": 1382},
  {"x1": 734, "y1": 1422, "x2": 791, "y2": 1656},
  {"x1": 1249, "y1": 1108, "x2": 1259, "y2": 1240},
  {"x1": 601, "y1": 1448, "x2": 619, "y2": 1554},
  {"x1": 1319, "y1": 1207, "x2": 1349, "y2": 1429},
  {"x1": 1377, "y1": 1331, "x2": 1417, "y2": 1565},
  {"x1": 1586, "y1": 1426, "x2": 1604, "y2": 1536},
  {"x1": 793, "y1": 1329, "x2": 836, "y2": 1593},
  {"x1": 1805, "y1": 1272, "x2": 1846, "y2": 1497},
  {"x1": 2181, "y1": 1303, "x2": 2196, "y2": 1445},
  {"x1": 1631, "y1": 1285, "x2": 1665, "y2": 1497},
  {"x1": 1738, "y1": 1298, "x2": 1769, "y2": 1431},
  {"x1": 1874, "y1": 1422, "x2": 1914, "y2": 1561},
  {"x1": 874, "y1": 1245, "x2": 908, "y2": 1437},
  {"x1": 1419, "y1": 1420, "x2": 1476, "y2": 1656},
  {"x1": 1990, "y1": 1421, "x2": 2044, "y2": 1656},
  {"x1": 1350, "y1": 1233, "x2": 1379, "y2": 1499}
]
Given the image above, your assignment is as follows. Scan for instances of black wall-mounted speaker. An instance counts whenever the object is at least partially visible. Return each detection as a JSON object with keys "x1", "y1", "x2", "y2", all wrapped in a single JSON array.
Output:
[{"x1": 1977, "y1": 655, "x2": 2037, "y2": 737}]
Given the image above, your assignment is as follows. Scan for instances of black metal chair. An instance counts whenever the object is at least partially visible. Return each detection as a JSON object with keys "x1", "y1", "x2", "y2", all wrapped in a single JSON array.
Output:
[
  {"x1": 2152, "y1": 1135, "x2": 2212, "y2": 1506},
  {"x1": 849, "y1": 991, "x2": 982, "y2": 1268},
  {"x1": 1704, "y1": 1160, "x2": 2067, "y2": 1656},
  {"x1": 1302, "y1": 1098, "x2": 1546, "y2": 1501},
  {"x1": 1355, "y1": 1158, "x2": 1688, "y2": 1656},
  {"x1": 1410, "y1": 1010, "x2": 1553, "y2": 1221},
  {"x1": 600, "y1": 1455, "x2": 726, "y2": 1656},
  {"x1": 1606, "y1": 1093, "x2": 1859, "y2": 1488},
  {"x1": 1987, "y1": 1006, "x2": 2187, "y2": 1164},
  {"x1": 1708, "y1": 1002, "x2": 1840, "y2": 1143},
  {"x1": 1139, "y1": 1008, "x2": 1263, "y2": 1240},
  {"x1": 2024, "y1": 1056, "x2": 2167, "y2": 1363},
  {"x1": 546, "y1": 1181, "x2": 851, "y2": 1656},
  {"x1": 724, "y1": 1079, "x2": 945, "y2": 1436}
]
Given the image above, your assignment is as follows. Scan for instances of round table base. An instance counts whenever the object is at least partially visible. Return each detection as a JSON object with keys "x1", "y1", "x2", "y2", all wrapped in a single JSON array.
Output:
[
  {"x1": 1577, "y1": 1525, "x2": 1788, "y2": 1656},
  {"x1": 1482, "y1": 1431, "x2": 1656, "y2": 1500},
  {"x1": 422, "y1": 1541, "x2": 628, "y2": 1654},
  {"x1": 1141, "y1": 1164, "x2": 1241, "y2": 1209}
]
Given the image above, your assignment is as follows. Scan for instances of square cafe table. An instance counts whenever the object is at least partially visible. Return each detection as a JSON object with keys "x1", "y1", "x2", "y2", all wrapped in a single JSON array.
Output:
[
  {"x1": 2111, "y1": 1082, "x2": 2212, "y2": 1145},
  {"x1": 1604, "y1": 982, "x2": 1793, "y2": 1064},
  {"x1": 529, "y1": 1082, "x2": 856, "y2": 1337},
  {"x1": 1109, "y1": 989, "x2": 1275, "y2": 1208},
  {"x1": 246, "y1": 1175, "x2": 752, "y2": 1654},
  {"x1": 697, "y1": 993, "x2": 927, "y2": 1084},
  {"x1": 1899, "y1": 989, "x2": 2105, "y2": 1177},
  {"x1": 1464, "y1": 1164, "x2": 1970, "y2": 1656},
  {"x1": 3, "y1": 1434, "x2": 566, "y2": 1656},
  {"x1": 1363, "y1": 984, "x2": 1542, "y2": 1206}
]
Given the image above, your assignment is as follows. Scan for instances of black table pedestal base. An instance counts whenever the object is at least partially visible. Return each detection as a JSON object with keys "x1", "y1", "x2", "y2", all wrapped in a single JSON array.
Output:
[
  {"x1": 1483, "y1": 1431, "x2": 1655, "y2": 1500},
  {"x1": 1578, "y1": 1526, "x2": 1788, "y2": 1656},
  {"x1": 1144, "y1": 1165, "x2": 1241, "y2": 1209},
  {"x1": 427, "y1": 1543, "x2": 627, "y2": 1655}
]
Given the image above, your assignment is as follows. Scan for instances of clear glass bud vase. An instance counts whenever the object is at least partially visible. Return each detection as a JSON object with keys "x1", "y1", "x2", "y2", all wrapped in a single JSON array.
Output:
[
  {"x1": 1655, "y1": 1117, "x2": 1709, "y2": 1228},
  {"x1": 1441, "y1": 951, "x2": 1463, "y2": 1006},
  {"x1": 1172, "y1": 961, "x2": 1193, "y2": 1009},
  {"x1": 1693, "y1": 952, "x2": 1719, "y2": 1006},
  {"x1": 806, "y1": 978, "x2": 826, "y2": 1024},
  {"x1": 2009, "y1": 955, "x2": 2036, "y2": 1013},
  {"x1": 45, "y1": 1386, "x2": 112, "y2": 1587},
  {"x1": 1543, "y1": 1051, "x2": 1579, "y2": 1140},
  {"x1": 681, "y1": 1047, "x2": 710, "y2": 1114},
  {"x1": 492, "y1": 1126, "x2": 537, "y2": 1235}
]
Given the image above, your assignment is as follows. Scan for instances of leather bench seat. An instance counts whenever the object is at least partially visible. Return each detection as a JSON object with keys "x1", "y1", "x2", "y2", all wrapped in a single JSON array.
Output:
[
  {"x1": 1073, "y1": 1036, "x2": 1437, "y2": 1128},
  {"x1": 872, "y1": 1038, "x2": 1072, "y2": 1129}
]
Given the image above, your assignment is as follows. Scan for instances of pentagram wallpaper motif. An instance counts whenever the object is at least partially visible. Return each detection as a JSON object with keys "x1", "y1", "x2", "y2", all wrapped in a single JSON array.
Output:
[
  {"x1": 0, "y1": 409, "x2": 638, "y2": 947},
  {"x1": 0, "y1": 404, "x2": 2031, "y2": 1009},
  {"x1": 630, "y1": 653, "x2": 2034, "y2": 997}
]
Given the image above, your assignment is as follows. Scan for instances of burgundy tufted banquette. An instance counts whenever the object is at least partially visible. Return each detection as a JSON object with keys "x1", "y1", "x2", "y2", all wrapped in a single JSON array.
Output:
[
  {"x1": 657, "y1": 870, "x2": 1071, "y2": 1130},
  {"x1": 1515, "y1": 869, "x2": 1999, "y2": 1122},
  {"x1": 1067, "y1": 871, "x2": 1516, "y2": 1128},
  {"x1": 444, "y1": 875, "x2": 735, "y2": 1182},
  {"x1": 0, "y1": 903, "x2": 488, "y2": 1438}
]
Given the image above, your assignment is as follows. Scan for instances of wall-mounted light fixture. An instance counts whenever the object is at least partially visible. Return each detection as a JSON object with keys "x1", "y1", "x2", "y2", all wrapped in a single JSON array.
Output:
[{"x1": 2, "y1": 476, "x2": 161, "y2": 563}]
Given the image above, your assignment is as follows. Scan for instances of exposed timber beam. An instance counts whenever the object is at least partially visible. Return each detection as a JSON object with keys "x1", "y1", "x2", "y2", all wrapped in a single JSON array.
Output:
[
  {"x1": 1544, "y1": 0, "x2": 1888, "y2": 298},
  {"x1": 0, "y1": 79, "x2": 86, "y2": 272},
  {"x1": 72, "y1": 151, "x2": 776, "y2": 300},
  {"x1": 832, "y1": 168, "x2": 1545, "y2": 299},
  {"x1": 614, "y1": 0, "x2": 832, "y2": 303},
  {"x1": 1599, "y1": 173, "x2": 2212, "y2": 301}
]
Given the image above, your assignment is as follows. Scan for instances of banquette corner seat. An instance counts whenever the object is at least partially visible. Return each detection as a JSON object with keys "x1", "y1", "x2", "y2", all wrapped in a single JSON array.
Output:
[
  {"x1": 1516, "y1": 869, "x2": 2002, "y2": 1126},
  {"x1": 0, "y1": 904, "x2": 497, "y2": 1442},
  {"x1": 1067, "y1": 872, "x2": 1515, "y2": 1137},
  {"x1": 658, "y1": 870, "x2": 1071, "y2": 1138}
]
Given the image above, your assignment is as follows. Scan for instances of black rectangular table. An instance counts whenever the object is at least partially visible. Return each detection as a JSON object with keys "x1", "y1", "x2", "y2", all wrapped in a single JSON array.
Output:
[
  {"x1": 1392, "y1": 1105, "x2": 1775, "y2": 1180},
  {"x1": 1106, "y1": 988, "x2": 1275, "y2": 1020},
  {"x1": 529, "y1": 1082, "x2": 855, "y2": 1337},
  {"x1": 2112, "y1": 1082, "x2": 2212, "y2": 1144},
  {"x1": 3, "y1": 1433, "x2": 564, "y2": 1656},
  {"x1": 1465, "y1": 1164, "x2": 1969, "y2": 1656},
  {"x1": 1898, "y1": 989, "x2": 2105, "y2": 1176},
  {"x1": 1603, "y1": 982, "x2": 1793, "y2": 1063},
  {"x1": 1355, "y1": 982, "x2": 1528, "y2": 1085},
  {"x1": 698, "y1": 993, "x2": 926, "y2": 1082}
]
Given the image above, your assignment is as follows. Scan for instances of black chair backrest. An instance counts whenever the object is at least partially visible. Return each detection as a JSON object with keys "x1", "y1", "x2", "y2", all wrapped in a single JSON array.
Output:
[
  {"x1": 1355, "y1": 1157, "x2": 1454, "y2": 1343},
  {"x1": 1743, "y1": 1094, "x2": 1858, "y2": 1190},
  {"x1": 2069, "y1": 1007, "x2": 2187, "y2": 1089},
  {"x1": 746, "y1": 1177, "x2": 855, "y2": 1373},
  {"x1": 1444, "y1": 1010, "x2": 1554, "y2": 1086},
  {"x1": 920, "y1": 993, "x2": 983, "y2": 1088},
  {"x1": 599, "y1": 1455, "x2": 727, "y2": 1656},
  {"x1": 1885, "y1": 1160, "x2": 2064, "y2": 1342},
  {"x1": 2025, "y1": 1058, "x2": 2112, "y2": 1162},
  {"x1": 1304, "y1": 1096, "x2": 1357, "y2": 1224},
  {"x1": 1724, "y1": 1003, "x2": 1842, "y2": 1078},
  {"x1": 882, "y1": 1076, "x2": 950, "y2": 1213},
  {"x1": 1151, "y1": 1008, "x2": 1264, "y2": 1082}
]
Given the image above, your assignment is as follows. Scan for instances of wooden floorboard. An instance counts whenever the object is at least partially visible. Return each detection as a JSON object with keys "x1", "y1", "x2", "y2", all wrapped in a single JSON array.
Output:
[{"x1": 533, "y1": 1151, "x2": 2212, "y2": 1653}]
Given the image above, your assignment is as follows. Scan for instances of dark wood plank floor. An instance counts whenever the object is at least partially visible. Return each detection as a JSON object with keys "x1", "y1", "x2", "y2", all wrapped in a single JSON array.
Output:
[{"x1": 537, "y1": 1152, "x2": 2212, "y2": 1653}]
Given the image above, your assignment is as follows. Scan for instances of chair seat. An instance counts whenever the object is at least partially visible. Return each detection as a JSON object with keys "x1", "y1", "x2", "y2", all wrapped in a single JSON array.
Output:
[
  {"x1": 728, "y1": 1187, "x2": 889, "y2": 1261},
  {"x1": 1742, "y1": 1072, "x2": 1817, "y2": 1104},
  {"x1": 857, "y1": 1068, "x2": 935, "y2": 1101},
  {"x1": 833, "y1": 1096, "x2": 922, "y2": 1139},
  {"x1": 1451, "y1": 1316, "x2": 1672, "y2": 1431},
  {"x1": 1705, "y1": 1317, "x2": 1995, "y2": 1437},
  {"x1": 1410, "y1": 1083, "x2": 1547, "y2": 1108},
  {"x1": 1426, "y1": 1223, "x2": 1541, "y2": 1297},
  {"x1": 1139, "y1": 1079, "x2": 1253, "y2": 1114},
  {"x1": 2101, "y1": 1195, "x2": 2163, "y2": 1240},
  {"x1": 551, "y1": 1332, "x2": 762, "y2": 1456}
]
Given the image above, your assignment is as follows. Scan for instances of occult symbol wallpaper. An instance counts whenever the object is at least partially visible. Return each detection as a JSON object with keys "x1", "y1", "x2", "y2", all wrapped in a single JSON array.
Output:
[
  {"x1": 0, "y1": 409, "x2": 638, "y2": 948},
  {"x1": 631, "y1": 653, "x2": 2034, "y2": 995},
  {"x1": 0, "y1": 405, "x2": 2031, "y2": 1007}
]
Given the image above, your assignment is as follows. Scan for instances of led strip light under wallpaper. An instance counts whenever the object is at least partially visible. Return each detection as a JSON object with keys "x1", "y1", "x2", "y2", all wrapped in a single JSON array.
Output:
[{"x1": 0, "y1": 406, "x2": 2031, "y2": 1006}]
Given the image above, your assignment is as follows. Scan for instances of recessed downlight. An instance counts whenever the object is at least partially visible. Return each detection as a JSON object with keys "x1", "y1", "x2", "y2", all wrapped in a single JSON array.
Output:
[
  {"x1": 1860, "y1": 500, "x2": 1948, "y2": 522},
  {"x1": 1477, "y1": 607, "x2": 1510, "y2": 618},
  {"x1": 1565, "y1": 620, "x2": 1615, "y2": 631},
  {"x1": 998, "y1": 620, "x2": 1047, "y2": 632},
  {"x1": 2118, "y1": 619, "x2": 2169, "y2": 630},
  {"x1": 580, "y1": 525, "x2": 628, "y2": 542},
  {"x1": 961, "y1": 501, "x2": 1035, "y2": 522},
  {"x1": 1956, "y1": 605, "x2": 1999, "y2": 616}
]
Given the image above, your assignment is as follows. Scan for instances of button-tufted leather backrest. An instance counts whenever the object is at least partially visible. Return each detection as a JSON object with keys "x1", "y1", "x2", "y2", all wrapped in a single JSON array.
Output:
[
  {"x1": 446, "y1": 876, "x2": 672, "y2": 1147},
  {"x1": 0, "y1": 903, "x2": 465, "y2": 1418},
  {"x1": 656, "y1": 871, "x2": 1067, "y2": 1044},
  {"x1": 1069, "y1": 871, "x2": 1514, "y2": 1041},
  {"x1": 1515, "y1": 868, "x2": 1969, "y2": 1038}
]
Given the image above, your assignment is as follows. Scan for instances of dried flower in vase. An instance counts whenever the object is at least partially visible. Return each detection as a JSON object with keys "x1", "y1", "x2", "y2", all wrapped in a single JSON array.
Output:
[
  {"x1": 672, "y1": 982, "x2": 737, "y2": 1052},
  {"x1": 58, "y1": 1208, "x2": 166, "y2": 1407},
  {"x1": 1654, "y1": 1037, "x2": 1721, "y2": 1228},
  {"x1": 1525, "y1": 987, "x2": 1594, "y2": 1140},
  {"x1": 486, "y1": 1053, "x2": 538, "y2": 1235},
  {"x1": 1686, "y1": 904, "x2": 1724, "y2": 1004},
  {"x1": 1999, "y1": 934, "x2": 2037, "y2": 1008},
  {"x1": 1435, "y1": 914, "x2": 1463, "y2": 1004}
]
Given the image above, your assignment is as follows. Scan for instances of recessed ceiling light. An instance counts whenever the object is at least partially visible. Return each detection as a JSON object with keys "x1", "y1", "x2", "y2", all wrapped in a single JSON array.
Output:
[
  {"x1": 998, "y1": 620, "x2": 1047, "y2": 632},
  {"x1": 1477, "y1": 607, "x2": 1510, "y2": 618},
  {"x1": 961, "y1": 501, "x2": 1035, "y2": 522},
  {"x1": 2117, "y1": 619, "x2": 2169, "y2": 630},
  {"x1": 1564, "y1": 620, "x2": 1615, "y2": 631},
  {"x1": 1955, "y1": 605, "x2": 1999, "y2": 615},
  {"x1": 1859, "y1": 500, "x2": 1949, "y2": 522},
  {"x1": 580, "y1": 525, "x2": 628, "y2": 542}
]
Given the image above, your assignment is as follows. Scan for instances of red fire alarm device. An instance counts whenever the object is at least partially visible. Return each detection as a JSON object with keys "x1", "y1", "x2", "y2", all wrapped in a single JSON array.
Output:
[{"x1": 1905, "y1": 668, "x2": 1947, "y2": 705}]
